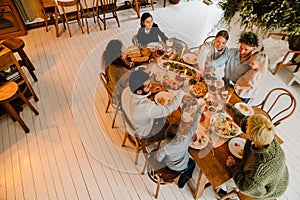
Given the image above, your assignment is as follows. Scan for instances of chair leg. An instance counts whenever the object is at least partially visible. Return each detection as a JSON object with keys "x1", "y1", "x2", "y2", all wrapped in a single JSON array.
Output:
[
  {"x1": 112, "y1": 106, "x2": 119, "y2": 128},
  {"x1": 134, "y1": 138, "x2": 140, "y2": 165},
  {"x1": 294, "y1": 63, "x2": 300, "y2": 72},
  {"x1": 105, "y1": 98, "x2": 111, "y2": 113},
  {"x1": 79, "y1": 3, "x2": 89, "y2": 34},
  {"x1": 151, "y1": 0, "x2": 154, "y2": 10},
  {"x1": 103, "y1": 13, "x2": 107, "y2": 30},
  {"x1": 18, "y1": 91, "x2": 39, "y2": 115},
  {"x1": 273, "y1": 63, "x2": 283, "y2": 75},
  {"x1": 155, "y1": 174, "x2": 161, "y2": 198},
  {"x1": 76, "y1": 9, "x2": 85, "y2": 34},
  {"x1": 44, "y1": 12, "x2": 49, "y2": 32},
  {"x1": 62, "y1": 8, "x2": 72, "y2": 37},
  {"x1": 3, "y1": 102, "x2": 30, "y2": 133},
  {"x1": 121, "y1": 133, "x2": 128, "y2": 147},
  {"x1": 163, "y1": 0, "x2": 166, "y2": 7},
  {"x1": 113, "y1": 10, "x2": 120, "y2": 27},
  {"x1": 18, "y1": 49, "x2": 38, "y2": 82}
]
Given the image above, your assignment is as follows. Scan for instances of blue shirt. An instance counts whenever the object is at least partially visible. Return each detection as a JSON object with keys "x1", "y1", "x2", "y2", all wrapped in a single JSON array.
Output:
[{"x1": 209, "y1": 48, "x2": 251, "y2": 85}]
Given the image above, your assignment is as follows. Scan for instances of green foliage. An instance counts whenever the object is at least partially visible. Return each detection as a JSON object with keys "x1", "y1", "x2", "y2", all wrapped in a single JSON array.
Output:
[{"x1": 218, "y1": 0, "x2": 300, "y2": 35}]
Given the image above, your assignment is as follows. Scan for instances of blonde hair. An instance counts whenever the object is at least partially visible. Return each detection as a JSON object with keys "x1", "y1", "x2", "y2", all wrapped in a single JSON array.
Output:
[
  {"x1": 247, "y1": 114, "x2": 275, "y2": 146},
  {"x1": 251, "y1": 51, "x2": 268, "y2": 75}
]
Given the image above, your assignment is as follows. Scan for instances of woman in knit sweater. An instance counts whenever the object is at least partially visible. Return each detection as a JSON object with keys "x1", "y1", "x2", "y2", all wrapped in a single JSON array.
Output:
[{"x1": 225, "y1": 112, "x2": 289, "y2": 200}]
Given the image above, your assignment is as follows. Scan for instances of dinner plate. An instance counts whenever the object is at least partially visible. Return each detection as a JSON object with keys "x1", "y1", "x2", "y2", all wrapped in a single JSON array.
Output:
[
  {"x1": 154, "y1": 91, "x2": 174, "y2": 106},
  {"x1": 234, "y1": 102, "x2": 254, "y2": 116},
  {"x1": 210, "y1": 113, "x2": 241, "y2": 139},
  {"x1": 147, "y1": 42, "x2": 163, "y2": 51},
  {"x1": 190, "y1": 130, "x2": 209, "y2": 150},
  {"x1": 228, "y1": 137, "x2": 246, "y2": 159},
  {"x1": 183, "y1": 53, "x2": 198, "y2": 65}
]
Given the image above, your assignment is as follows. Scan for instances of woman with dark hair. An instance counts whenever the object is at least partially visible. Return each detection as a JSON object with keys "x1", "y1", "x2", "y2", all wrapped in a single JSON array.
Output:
[
  {"x1": 197, "y1": 30, "x2": 229, "y2": 73},
  {"x1": 103, "y1": 39, "x2": 134, "y2": 105},
  {"x1": 136, "y1": 12, "x2": 168, "y2": 46}
]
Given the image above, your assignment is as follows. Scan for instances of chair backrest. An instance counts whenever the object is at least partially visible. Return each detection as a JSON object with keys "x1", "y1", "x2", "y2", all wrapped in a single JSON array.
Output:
[
  {"x1": 100, "y1": 72, "x2": 113, "y2": 99},
  {"x1": 256, "y1": 88, "x2": 296, "y2": 126},
  {"x1": 203, "y1": 35, "x2": 215, "y2": 43},
  {"x1": 99, "y1": 0, "x2": 117, "y2": 10},
  {"x1": 132, "y1": 34, "x2": 139, "y2": 46},
  {"x1": 189, "y1": 35, "x2": 215, "y2": 54}
]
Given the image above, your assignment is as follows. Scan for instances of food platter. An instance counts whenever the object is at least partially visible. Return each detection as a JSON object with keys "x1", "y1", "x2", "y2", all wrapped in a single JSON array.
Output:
[
  {"x1": 234, "y1": 102, "x2": 254, "y2": 116},
  {"x1": 190, "y1": 81, "x2": 208, "y2": 98},
  {"x1": 190, "y1": 130, "x2": 209, "y2": 150},
  {"x1": 228, "y1": 137, "x2": 246, "y2": 159},
  {"x1": 154, "y1": 91, "x2": 174, "y2": 106},
  {"x1": 161, "y1": 60, "x2": 199, "y2": 77},
  {"x1": 126, "y1": 46, "x2": 151, "y2": 64},
  {"x1": 210, "y1": 113, "x2": 241, "y2": 139},
  {"x1": 183, "y1": 53, "x2": 198, "y2": 65}
]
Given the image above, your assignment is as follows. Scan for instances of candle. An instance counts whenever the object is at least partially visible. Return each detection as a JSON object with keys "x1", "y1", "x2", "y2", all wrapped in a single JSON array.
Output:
[
  {"x1": 166, "y1": 65, "x2": 170, "y2": 71},
  {"x1": 184, "y1": 69, "x2": 187, "y2": 76}
]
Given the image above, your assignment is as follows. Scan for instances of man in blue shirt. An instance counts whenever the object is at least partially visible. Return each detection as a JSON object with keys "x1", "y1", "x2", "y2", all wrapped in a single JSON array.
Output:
[{"x1": 209, "y1": 32, "x2": 259, "y2": 86}]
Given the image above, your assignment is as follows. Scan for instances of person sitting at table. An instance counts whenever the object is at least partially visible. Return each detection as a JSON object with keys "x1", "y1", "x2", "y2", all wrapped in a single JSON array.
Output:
[
  {"x1": 121, "y1": 70, "x2": 187, "y2": 144},
  {"x1": 224, "y1": 104, "x2": 289, "y2": 200},
  {"x1": 233, "y1": 51, "x2": 268, "y2": 103},
  {"x1": 136, "y1": 12, "x2": 168, "y2": 46},
  {"x1": 209, "y1": 32, "x2": 259, "y2": 87},
  {"x1": 154, "y1": 106, "x2": 202, "y2": 188},
  {"x1": 103, "y1": 39, "x2": 134, "y2": 105},
  {"x1": 197, "y1": 30, "x2": 229, "y2": 74}
]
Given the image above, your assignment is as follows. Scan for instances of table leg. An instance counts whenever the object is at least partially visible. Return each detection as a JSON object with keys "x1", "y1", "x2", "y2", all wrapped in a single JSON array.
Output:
[{"x1": 194, "y1": 171, "x2": 208, "y2": 199}]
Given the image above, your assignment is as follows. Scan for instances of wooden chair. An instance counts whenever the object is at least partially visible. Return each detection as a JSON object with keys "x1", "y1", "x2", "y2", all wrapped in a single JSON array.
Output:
[
  {"x1": 38, "y1": 0, "x2": 60, "y2": 37},
  {"x1": 254, "y1": 88, "x2": 296, "y2": 126},
  {"x1": 57, "y1": 0, "x2": 89, "y2": 37},
  {"x1": 96, "y1": 0, "x2": 120, "y2": 30},
  {"x1": 100, "y1": 72, "x2": 121, "y2": 128},
  {"x1": 144, "y1": 154, "x2": 181, "y2": 198},
  {"x1": 0, "y1": 81, "x2": 39, "y2": 133},
  {"x1": 2, "y1": 38, "x2": 38, "y2": 82},
  {"x1": 262, "y1": 33, "x2": 300, "y2": 75}
]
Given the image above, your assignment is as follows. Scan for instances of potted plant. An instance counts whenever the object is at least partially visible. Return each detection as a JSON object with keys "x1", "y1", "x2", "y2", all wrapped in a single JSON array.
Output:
[{"x1": 217, "y1": 0, "x2": 300, "y2": 35}]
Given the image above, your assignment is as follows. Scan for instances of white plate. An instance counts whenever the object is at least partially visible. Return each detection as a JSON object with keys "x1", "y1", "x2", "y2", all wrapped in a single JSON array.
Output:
[
  {"x1": 211, "y1": 113, "x2": 241, "y2": 139},
  {"x1": 228, "y1": 137, "x2": 246, "y2": 159},
  {"x1": 183, "y1": 53, "x2": 198, "y2": 64},
  {"x1": 190, "y1": 130, "x2": 209, "y2": 150},
  {"x1": 154, "y1": 91, "x2": 174, "y2": 106},
  {"x1": 234, "y1": 102, "x2": 254, "y2": 116},
  {"x1": 147, "y1": 42, "x2": 163, "y2": 51}
]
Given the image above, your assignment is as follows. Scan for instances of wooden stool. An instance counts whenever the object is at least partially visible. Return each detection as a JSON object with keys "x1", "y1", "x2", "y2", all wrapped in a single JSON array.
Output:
[
  {"x1": 2, "y1": 38, "x2": 38, "y2": 82},
  {"x1": 0, "y1": 81, "x2": 39, "y2": 133}
]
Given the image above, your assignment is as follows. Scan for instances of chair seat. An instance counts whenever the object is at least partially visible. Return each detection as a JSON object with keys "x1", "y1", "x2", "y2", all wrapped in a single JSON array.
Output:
[
  {"x1": 2, "y1": 38, "x2": 25, "y2": 53},
  {"x1": 0, "y1": 81, "x2": 18, "y2": 101}
]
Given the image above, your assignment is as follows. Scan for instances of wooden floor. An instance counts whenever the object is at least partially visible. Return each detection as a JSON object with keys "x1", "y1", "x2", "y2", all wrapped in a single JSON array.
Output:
[{"x1": 1, "y1": 1, "x2": 300, "y2": 199}]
